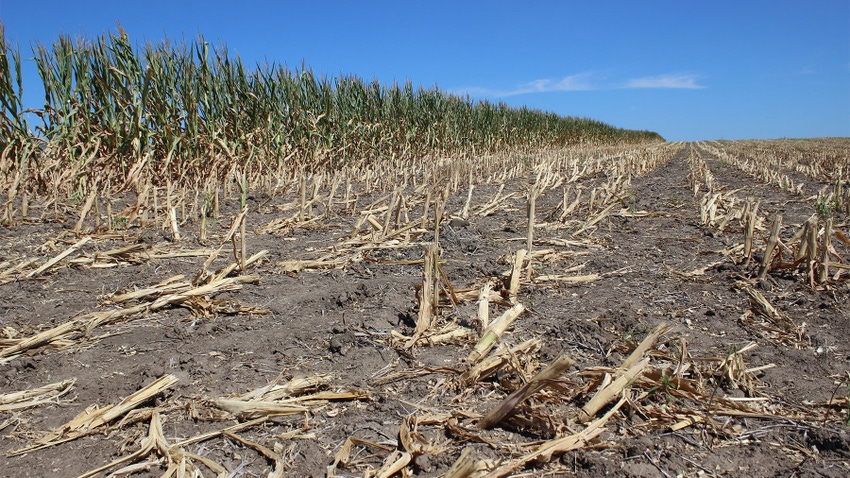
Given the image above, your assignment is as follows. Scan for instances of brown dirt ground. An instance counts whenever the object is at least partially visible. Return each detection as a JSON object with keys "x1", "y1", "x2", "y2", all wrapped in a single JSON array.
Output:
[{"x1": 1, "y1": 142, "x2": 849, "y2": 477}]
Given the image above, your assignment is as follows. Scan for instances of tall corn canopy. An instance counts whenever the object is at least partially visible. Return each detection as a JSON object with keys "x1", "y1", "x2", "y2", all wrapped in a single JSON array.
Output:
[{"x1": 0, "y1": 24, "x2": 664, "y2": 195}]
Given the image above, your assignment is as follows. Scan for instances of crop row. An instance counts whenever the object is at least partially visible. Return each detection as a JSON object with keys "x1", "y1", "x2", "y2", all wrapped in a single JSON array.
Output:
[{"x1": 0, "y1": 24, "x2": 662, "y2": 203}]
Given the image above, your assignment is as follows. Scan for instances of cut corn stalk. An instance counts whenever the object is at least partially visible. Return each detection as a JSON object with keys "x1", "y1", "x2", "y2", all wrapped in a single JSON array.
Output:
[
  {"x1": 11, "y1": 375, "x2": 178, "y2": 456},
  {"x1": 0, "y1": 378, "x2": 76, "y2": 412},
  {"x1": 507, "y1": 249, "x2": 527, "y2": 304},
  {"x1": 461, "y1": 338, "x2": 541, "y2": 386},
  {"x1": 468, "y1": 303, "x2": 525, "y2": 363},
  {"x1": 406, "y1": 243, "x2": 440, "y2": 349},
  {"x1": 579, "y1": 357, "x2": 650, "y2": 423},
  {"x1": 757, "y1": 214, "x2": 782, "y2": 280},
  {"x1": 477, "y1": 354, "x2": 574, "y2": 429},
  {"x1": 445, "y1": 447, "x2": 488, "y2": 478},
  {"x1": 26, "y1": 236, "x2": 91, "y2": 278},
  {"x1": 483, "y1": 397, "x2": 627, "y2": 478},
  {"x1": 477, "y1": 280, "x2": 492, "y2": 329}
]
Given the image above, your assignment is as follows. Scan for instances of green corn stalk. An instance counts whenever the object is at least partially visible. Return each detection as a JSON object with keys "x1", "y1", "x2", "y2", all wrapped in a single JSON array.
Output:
[{"x1": 8, "y1": 27, "x2": 664, "y2": 198}]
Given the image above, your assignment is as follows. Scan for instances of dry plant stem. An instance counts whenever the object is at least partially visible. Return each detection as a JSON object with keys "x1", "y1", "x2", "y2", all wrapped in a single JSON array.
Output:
[
  {"x1": 325, "y1": 174, "x2": 339, "y2": 217},
  {"x1": 743, "y1": 201, "x2": 760, "y2": 266},
  {"x1": 79, "y1": 410, "x2": 232, "y2": 478},
  {"x1": 168, "y1": 207, "x2": 181, "y2": 241},
  {"x1": 572, "y1": 196, "x2": 623, "y2": 237},
  {"x1": 484, "y1": 397, "x2": 627, "y2": 478},
  {"x1": 406, "y1": 243, "x2": 439, "y2": 349},
  {"x1": 562, "y1": 186, "x2": 583, "y2": 219},
  {"x1": 0, "y1": 320, "x2": 90, "y2": 361},
  {"x1": 579, "y1": 357, "x2": 650, "y2": 423},
  {"x1": 140, "y1": 187, "x2": 149, "y2": 228},
  {"x1": 461, "y1": 176, "x2": 474, "y2": 219},
  {"x1": 526, "y1": 181, "x2": 537, "y2": 253},
  {"x1": 622, "y1": 323, "x2": 671, "y2": 370},
  {"x1": 366, "y1": 214, "x2": 384, "y2": 233},
  {"x1": 171, "y1": 417, "x2": 271, "y2": 450},
  {"x1": 417, "y1": 327, "x2": 474, "y2": 345},
  {"x1": 328, "y1": 437, "x2": 394, "y2": 477},
  {"x1": 534, "y1": 273, "x2": 600, "y2": 283},
  {"x1": 461, "y1": 338, "x2": 541, "y2": 386},
  {"x1": 758, "y1": 214, "x2": 782, "y2": 280},
  {"x1": 438, "y1": 261, "x2": 460, "y2": 306},
  {"x1": 742, "y1": 282, "x2": 799, "y2": 333},
  {"x1": 195, "y1": 206, "x2": 248, "y2": 284},
  {"x1": 11, "y1": 374, "x2": 179, "y2": 456},
  {"x1": 0, "y1": 274, "x2": 258, "y2": 361},
  {"x1": 152, "y1": 186, "x2": 159, "y2": 227},
  {"x1": 477, "y1": 280, "x2": 492, "y2": 329},
  {"x1": 344, "y1": 182, "x2": 354, "y2": 214},
  {"x1": 805, "y1": 217, "x2": 819, "y2": 286},
  {"x1": 75, "y1": 412, "x2": 165, "y2": 478},
  {"x1": 199, "y1": 207, "x2": 208, "y2": 242},
  {"x1": 558, "y1": 185, "x2": 571, "y2": 216},
  {"x1": 444, "y1": 447, "x2": 486, "y2": 478},
  {"x1": 93, "y1": 197, "x2": 100, "y2": 230},
  {"x1": 110, "y1": 275, "x2": 189, "y2": 303},
  {"x1": 213, "y1": 250, "x2": 267, "y2": 282},
  {"x1": 222, "y1": 431, "x2": 285, "y2": 478},
  {"x1": 213, "y1": 398, "x2": 309, "y2": 419},
  {"x1": 308, "y1": 179, "x2": 319, "y2": 217},
  {"x1": 245, "y1": 373, "x2": 334, "y2": 401},
  {"x1": 468, "y1": 303, "x2": 525, "y2": 363},
  {"x1": 0, "y1": 378, "x2": 76, "y2": 412},
  {"x1": 508, "y1": 249, "x2": 527, "y2": 304},
  {"x1": 240, "y1": 209, "x2": 247, "y2": 272},
  {"x1": 0, "y1": 258, "x2": 38, "y2": 283},
  {"x1": 421, "y1": 190, "x2": 431, "y2": 229},
  {"x1": 434, "y1": 190, "x2": 447, "y2": 247},
  {"x1": 350, "y1": 214, "x2": 367, "y2": 238},
  {"x1": 2, "y1": 172, "x2": 19, "y2": 225},
  {"x1": 299, "y1": 174, "x2": 307, "y2": 220},
  {"x1": 26, "y1": 236, "x2": 91, "y2": 278},
  {"x1": 477, "y1": 354, "x2": 574, "y2": 430},
  {"x1": 795, "y1": 217, "x2": 814, "y2": 262},
  {"x1": 526, "y1": 182, "x2": 537, "y2": 279},
  {"x1": 383, "y1": 188, "x2": 400, "y2": 235},
  {"x1": 818, "y1": 217, "x2": 833, "y2": 284},
  {"x1": 73, "y1": 188, "x2": 98, "y2": 233},
  {"x1": 377, "y1": 451, "x2": 412, "y2": 478}
]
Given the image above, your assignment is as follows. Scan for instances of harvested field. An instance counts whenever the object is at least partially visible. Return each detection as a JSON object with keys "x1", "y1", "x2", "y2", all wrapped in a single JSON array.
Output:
[{"x1": 1, "y1": 139, "x2": 849, "y2": 477}]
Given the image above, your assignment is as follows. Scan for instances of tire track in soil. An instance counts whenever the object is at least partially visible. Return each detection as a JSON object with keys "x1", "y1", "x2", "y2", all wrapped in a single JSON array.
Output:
[
  {"x1": 553, "y1": 145, "x2": 850, "y2": 477},
  {"x1": 695, "y1": 142, "x2": 821, "y2": 227}
]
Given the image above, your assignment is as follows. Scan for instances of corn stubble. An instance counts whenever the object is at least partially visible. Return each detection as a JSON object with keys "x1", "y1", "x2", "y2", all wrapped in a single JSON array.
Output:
[
  {"x1": 690, "y1": 141, "x2": 850, "y2": 287},
  {"x1": 1, "y1": 136, "x2": 842, "y2": 476},
  {"x1": 0, "y1": 22, "x2": 848, "y2": 478}
]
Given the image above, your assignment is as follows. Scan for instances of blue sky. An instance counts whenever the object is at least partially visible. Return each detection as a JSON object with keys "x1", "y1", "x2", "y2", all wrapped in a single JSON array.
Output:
[{"x1": 1, "y1": 1, "x2": 848, "y2": 142}]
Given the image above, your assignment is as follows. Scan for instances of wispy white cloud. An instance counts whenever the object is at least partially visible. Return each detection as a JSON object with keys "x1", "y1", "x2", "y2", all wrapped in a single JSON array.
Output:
[
  {"x1": 622, "y1": 74, "x2": 704, "y2": 89},
  {"x1": 458, "y1": 72, "x2": 704, "y2": 98},
  {"x1": 508, "y1": 74, "x2": 596, "y2": 95},
  {"x1": 459, "y1": 73, "x2": 594, "y2": 97}
]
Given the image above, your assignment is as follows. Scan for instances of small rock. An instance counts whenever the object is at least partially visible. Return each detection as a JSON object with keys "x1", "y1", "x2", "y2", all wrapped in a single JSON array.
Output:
[
  {"x1": 626, "y1": 436, "x2": 654, "y2": 456},
  {"x1": 449, "y1": 217, "x2": 469, "y2": 228},
  {"x1": 329, "y1": 337, "x2": 348, "y2": 356},
  {"x1": 413, "y1": 454, "x2": 434, "y2": 473}
]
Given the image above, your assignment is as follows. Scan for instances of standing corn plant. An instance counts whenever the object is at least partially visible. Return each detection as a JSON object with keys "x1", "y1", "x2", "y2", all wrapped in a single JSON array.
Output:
[{"x1": 4, "y1": 26, "x2": 665, "y2": 199}]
